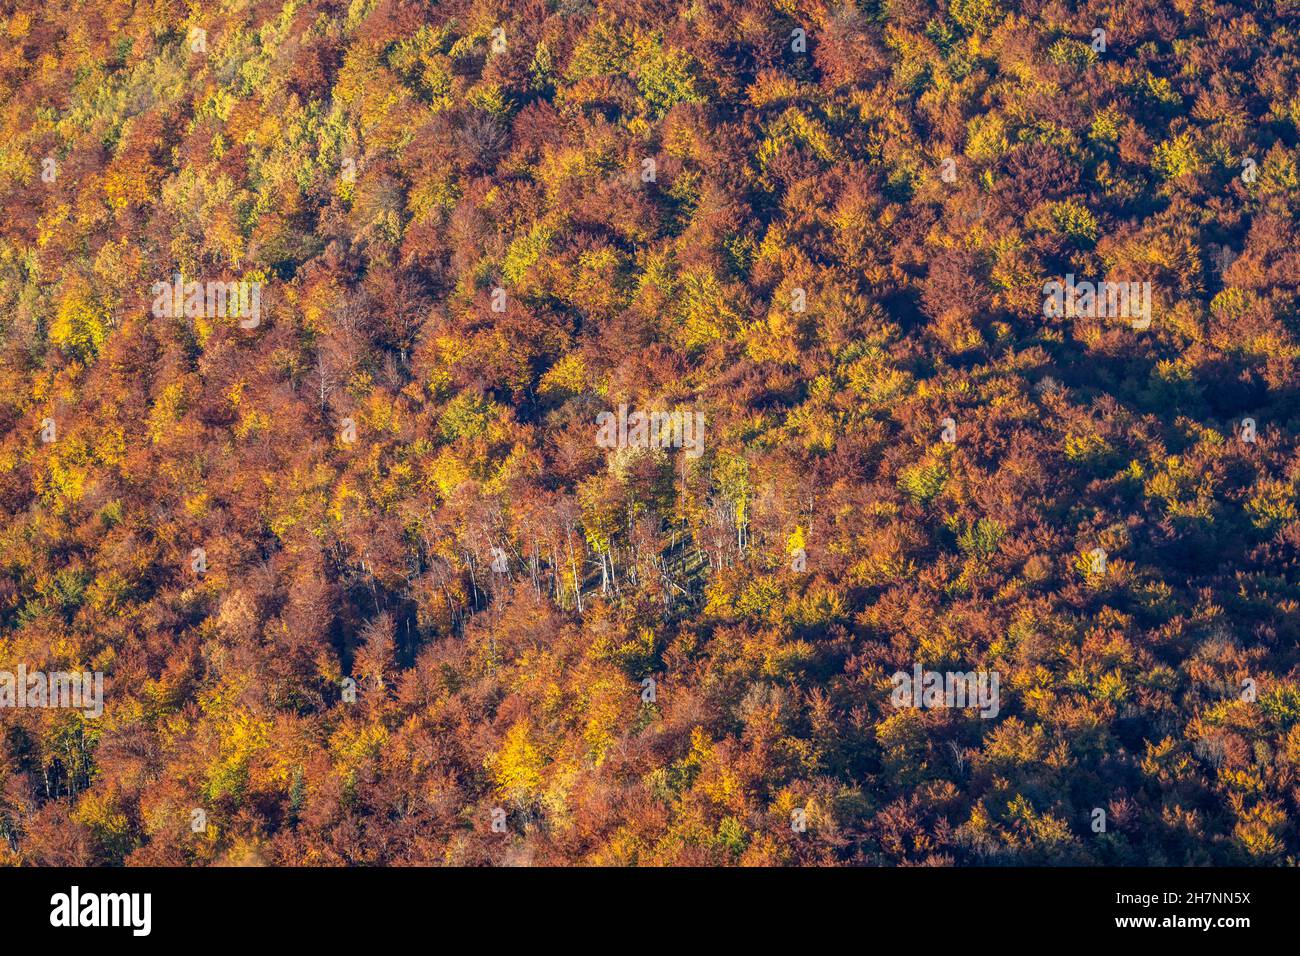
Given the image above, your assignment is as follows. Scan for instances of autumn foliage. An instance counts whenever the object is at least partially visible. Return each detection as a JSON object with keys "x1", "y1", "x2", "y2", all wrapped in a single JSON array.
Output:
[{"x1": 1, "y1": 0, "x2": 1299, "y2": 865}]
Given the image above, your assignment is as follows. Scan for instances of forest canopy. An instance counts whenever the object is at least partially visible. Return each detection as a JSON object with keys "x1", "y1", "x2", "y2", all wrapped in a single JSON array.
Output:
[{"x1": 0, "y1": 0, "x2": 1299, "y2": 865}]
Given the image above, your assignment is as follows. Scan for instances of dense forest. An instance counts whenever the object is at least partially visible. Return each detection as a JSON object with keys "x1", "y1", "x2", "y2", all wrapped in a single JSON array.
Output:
[{"x1": 1, "y1": 0, "x2": 1299, "y2": 866}]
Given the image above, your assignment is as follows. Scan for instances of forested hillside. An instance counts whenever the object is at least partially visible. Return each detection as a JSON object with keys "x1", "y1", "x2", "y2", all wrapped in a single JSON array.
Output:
[{"x1": 2, "y1": 0, "x2": 1300, "y2": 865}]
